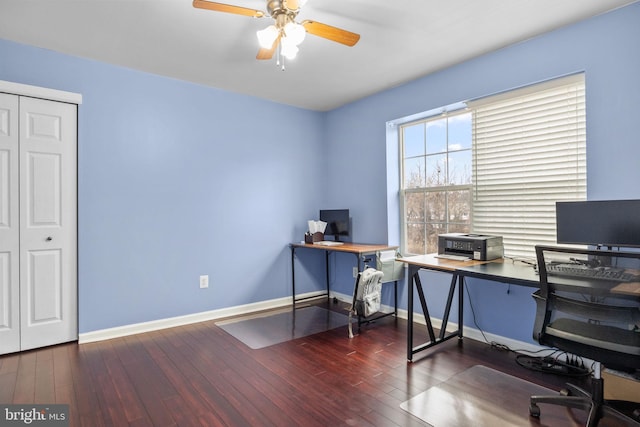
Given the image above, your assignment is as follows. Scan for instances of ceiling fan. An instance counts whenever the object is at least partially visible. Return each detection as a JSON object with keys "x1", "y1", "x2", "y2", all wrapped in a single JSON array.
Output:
[{"x1": 193, "y1": 0, "x2": 360, "y2": 65}]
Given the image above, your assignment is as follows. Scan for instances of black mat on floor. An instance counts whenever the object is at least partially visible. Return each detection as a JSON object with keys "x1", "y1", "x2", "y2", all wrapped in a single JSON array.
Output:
[{"x1": 216, "y1": 306, "x2": 349, "y2": 349}]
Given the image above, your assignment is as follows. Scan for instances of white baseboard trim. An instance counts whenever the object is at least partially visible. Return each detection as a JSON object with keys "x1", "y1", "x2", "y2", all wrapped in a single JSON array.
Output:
[
  {"x1": 400, "y1": 308, "x2": 545, "y2": 354},
  {"x1": 331, "y1": 290, "x2": 545, "y2": 354},
  {"x1": 79, "y1": 291, "x2": 324, "y2": 344},
  {"x1": 81, "y1": 290, "x2": 544, "y2": 354}
]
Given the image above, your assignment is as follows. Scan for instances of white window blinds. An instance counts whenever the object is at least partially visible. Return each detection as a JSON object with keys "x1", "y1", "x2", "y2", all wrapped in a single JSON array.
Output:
[{"x1": 469, "y1": 74, "x2": 586, "y2": 259}]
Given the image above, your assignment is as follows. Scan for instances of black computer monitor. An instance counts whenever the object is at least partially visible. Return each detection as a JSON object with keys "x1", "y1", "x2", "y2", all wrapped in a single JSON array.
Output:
[
  {"x1": 320, "y1": 209, "x2": 350, "y2": 241},
  {"x1": 556, "y1": 199, "x2": 640, "y2": 248}
]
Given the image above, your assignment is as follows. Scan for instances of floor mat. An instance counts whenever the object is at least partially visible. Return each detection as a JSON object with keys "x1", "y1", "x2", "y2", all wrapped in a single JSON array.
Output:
[
  {"x1": 400, "y1": 364, "x2": 564, "y2": 427},
  {"x1": 216, "y1": 306, "x2": 350, "y2": 349}
]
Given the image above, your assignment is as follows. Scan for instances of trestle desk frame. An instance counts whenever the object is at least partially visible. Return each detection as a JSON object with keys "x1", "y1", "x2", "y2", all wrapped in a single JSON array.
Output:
[
  {"x1": 290, "y1": 242, "x2": 399, "y2": 326},
  {"x1": 399, "y1": 255, "x2": 540, "y2": 362}
]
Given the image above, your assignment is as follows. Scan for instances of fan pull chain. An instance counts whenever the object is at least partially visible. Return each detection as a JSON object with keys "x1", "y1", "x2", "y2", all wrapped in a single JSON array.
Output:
[{"x1": 276, "y1": 44, "x2": 285, "y2": 71}]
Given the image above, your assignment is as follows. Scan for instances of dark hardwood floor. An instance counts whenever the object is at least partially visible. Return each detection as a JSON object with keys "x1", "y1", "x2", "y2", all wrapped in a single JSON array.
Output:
[{"x1": 0, "y1": 301, "x2": 634, "y2": 426}]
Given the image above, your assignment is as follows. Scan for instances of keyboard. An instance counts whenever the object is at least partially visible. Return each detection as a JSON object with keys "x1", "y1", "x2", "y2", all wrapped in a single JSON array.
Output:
[
  {"x1": 313, "y1": 241, "x2": 344, "y2": 247},
  {"x1": 545, "y1": 263, "x2": 639, "y2": 282}
]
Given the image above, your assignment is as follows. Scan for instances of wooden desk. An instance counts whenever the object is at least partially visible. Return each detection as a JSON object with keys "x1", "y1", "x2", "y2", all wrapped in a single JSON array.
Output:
[
  {"x1": 289, "y1": 242, "x2": 398, "y2": 308},
  {"x1": 457, "y1": 258, "x2": 540, "y2": 287},
  {"x1": 611, "y1": 281, "x2": 640, "y2": 296},
  {"x1": 400, "y1": 252, "x2": 640, "y2": 362},
  {"x1": 398, "y1": 254, "x2": 538, "y2": 361}
]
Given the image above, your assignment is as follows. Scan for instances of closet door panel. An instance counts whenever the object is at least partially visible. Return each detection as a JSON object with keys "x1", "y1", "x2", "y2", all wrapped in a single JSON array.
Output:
[
  {"x1": 0, "y1": 93, "x2": 20, "y2": 354},
  {"x1": 26, "y1": 250, "x2": 62, "y2": 323},
  {"x1": 19, "y1": 96, "x2": 77, "y2": 351}
]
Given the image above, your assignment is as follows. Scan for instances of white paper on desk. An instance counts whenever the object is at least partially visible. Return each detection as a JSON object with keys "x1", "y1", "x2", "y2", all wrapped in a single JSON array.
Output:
[
  {"x1": 307, "y1": 220, "x2": 327, "y2": 234},
  {"x1": 379, "y1": 250, "x2": 396, "y2": 261}
]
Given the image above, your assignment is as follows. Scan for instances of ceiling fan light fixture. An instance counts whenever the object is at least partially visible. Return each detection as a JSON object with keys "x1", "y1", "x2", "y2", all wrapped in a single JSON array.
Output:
[
  {"x1": 194, "y1": 0, "x2": 360, "y2": 65},
  {"x1": 257, "y1": 25, "x2": 279, "y2": 49},
  {"x1": 280, "y1": 37, "x2": 299, "y2": 59},
  {"x1": 284, "y1": 21, "x2": 306, "y2": 46}
]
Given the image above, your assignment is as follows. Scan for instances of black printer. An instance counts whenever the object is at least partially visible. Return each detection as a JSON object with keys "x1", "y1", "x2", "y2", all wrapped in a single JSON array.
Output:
[{"x1": 438, "y1": 233, "x2": 504, "y2": 261}]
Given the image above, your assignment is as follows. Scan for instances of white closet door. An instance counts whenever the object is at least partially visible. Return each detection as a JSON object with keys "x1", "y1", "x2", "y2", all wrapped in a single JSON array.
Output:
[
  {"x1": 19, "y1": 96, "x2": 77, "y2": 351},
  {"x1": 0, "y1": 93, "x2": 20, "y2": 354}
]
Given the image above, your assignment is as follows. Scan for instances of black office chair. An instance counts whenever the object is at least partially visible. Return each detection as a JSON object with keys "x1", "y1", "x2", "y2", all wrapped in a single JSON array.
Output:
[{"x1": 529, "y1": 245, "x2": 640, "y2": 426}]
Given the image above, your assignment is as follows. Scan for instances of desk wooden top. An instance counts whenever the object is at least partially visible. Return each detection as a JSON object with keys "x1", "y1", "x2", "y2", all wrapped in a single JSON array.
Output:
[
  {"x1": 399, "y1": 254, "x2": 640, "y2": 295},
  {"x1": 290, "y1": 242, "x2": 398, "y2": 255},
  {"x1": 397, "y1": 254, "x2": 489, "y2": 272},
  {"x1": 398, "y1": 254, "x2": 540, "y2": 286},
  {"x1": 611, "y1": 281, "x2": 640, "y2": 296}
]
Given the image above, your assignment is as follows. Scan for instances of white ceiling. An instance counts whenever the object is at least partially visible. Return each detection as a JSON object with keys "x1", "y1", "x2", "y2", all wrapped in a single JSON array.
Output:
[{"x1": 0, "y1": 0, "x2": 637, "y2": 111}]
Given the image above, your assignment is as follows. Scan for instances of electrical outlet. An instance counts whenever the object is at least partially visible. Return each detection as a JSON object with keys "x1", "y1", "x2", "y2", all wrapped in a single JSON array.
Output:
[
  {"x1": 353, "y1": 267, "x2": 358, "y2": 278},
  {"x1": 199, "y1": 275, "x2": 209, "y2": 289}
]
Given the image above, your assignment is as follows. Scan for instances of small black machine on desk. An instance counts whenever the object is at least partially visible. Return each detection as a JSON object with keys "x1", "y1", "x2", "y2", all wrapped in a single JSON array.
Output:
[{"x1": 438, "y1": 233, "x2": 504, "y2": 261}]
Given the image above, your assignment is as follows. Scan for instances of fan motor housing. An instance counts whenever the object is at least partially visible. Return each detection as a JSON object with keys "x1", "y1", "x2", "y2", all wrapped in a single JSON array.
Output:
[{"x1": 267, "y1": 0, "x2": 298, "y2": 19}]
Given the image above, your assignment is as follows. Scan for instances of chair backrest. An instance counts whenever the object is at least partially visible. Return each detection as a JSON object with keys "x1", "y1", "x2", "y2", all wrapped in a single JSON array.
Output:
[{"x1": 533, "y1": 245, "x2": 640, "y2": 371}]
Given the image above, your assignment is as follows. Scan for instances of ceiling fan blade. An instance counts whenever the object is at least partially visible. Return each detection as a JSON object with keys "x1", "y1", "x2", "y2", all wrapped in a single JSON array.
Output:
[
  {"x1": 301, "y1": 20, "x2": 360, "y2": 46},
  {"x1": 256, "y1": 36, "x2": 280, "y2": 60},
  {"x1": 192, "y1": 0, "x2": 264, "y2": 18}
]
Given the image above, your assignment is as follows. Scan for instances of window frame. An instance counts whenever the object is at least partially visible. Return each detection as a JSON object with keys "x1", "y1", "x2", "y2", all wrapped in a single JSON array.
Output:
[
  {"x1": 399, "y1": 110, "x2": 473, "y2": 255},
  {"x1": 398, "y1": 74, "x2": 586, "y2": 258}
]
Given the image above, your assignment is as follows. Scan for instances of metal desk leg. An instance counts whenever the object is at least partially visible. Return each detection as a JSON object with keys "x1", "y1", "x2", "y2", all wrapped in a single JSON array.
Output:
[
  {"x1": 291, "y1": 246, "x2": 335, "y2": 308},
  {"x1": 394, "y1": 279, "x2": 398, "y2": 317},
  {"x1": 414, "y1": 272, "x2": 437, "y2": 342},
  {"x1": 325, "y1": 250, "x2": 331, "y2": 302},
  {"x1": 291, "y1": 245, "x2": 296, "y2": 309},
  {"x1": 407, "y1": 265, "x2": 419, "y2": 361},
  {"x1": 439, "y1": 273, "x2": 463, "y2": 341},
  {"x1": 458, "y1": 275, "x2": 464, "y2": 338},
  {"x1": 408, "y1": 269, "x2": 464, "y2": 361}
]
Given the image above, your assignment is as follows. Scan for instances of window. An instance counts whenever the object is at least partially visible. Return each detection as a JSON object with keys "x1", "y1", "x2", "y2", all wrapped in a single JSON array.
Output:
[
  {"x1": 400, "y1": 74, "x2": 586, "y2": 258},
  {"x1": 401, "y1": 112, "x2": 473, "y2": 254}
]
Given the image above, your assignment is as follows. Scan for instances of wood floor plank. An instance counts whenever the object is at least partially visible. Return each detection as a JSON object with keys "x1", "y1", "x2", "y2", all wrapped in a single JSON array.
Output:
[
  {"x1": 116, "y1": 335, "x2": 182, "y2": 426},
  {"x1": 0, "y1": 353, "x2": 20, "y2": 375},
  {"x1": 72, "y1": 343, "x2": 111, "y2": 427},
  {"x1": 152, "y1": 326, "x2": 252, "y2": 426},
  {"x1": 34, "y1": 348, "x2": 55, "y2": 403},
  {"x1": 1, "y1": 301, "x2": 635, "y2": 427},
  {"x1": 0, "y1": 371, "x2": 17, "y2": 403},
  {"x1": 204, "y1": 320, "x2": 375, "y2": 426},
  {"x1": 12, "y1": 350, "x2": 36, "y2": 403},
  {"x1": 178, "y1": 324, "x2": 285, "y2": 426},
  {"x1": 101, "y1": 340, "x2": 150, "y2": 424},
  {"x1": 51, "y1": 344, "x2": 75, "y2": 392},
  {"x1": 197, "y1": 330, "x2": 339, "y2": 426},
  {"x1": 145, "y1": 328, "x2": 238, "y2": 426},
  {"x1": 88, "y1": 341, "x2": 134, "y2": 426},
  {"x1": 141, "y1": 332, "x2": 207, "y2": 409}
]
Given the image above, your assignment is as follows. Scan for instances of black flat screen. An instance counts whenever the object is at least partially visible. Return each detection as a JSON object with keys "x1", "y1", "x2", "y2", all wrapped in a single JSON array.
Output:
[
  {"x1": 319, "y1": 209, "x2": 350, "y2": 240},
  {"x1": 556, "y1": 199, "x2": 640, "y2": 247}
]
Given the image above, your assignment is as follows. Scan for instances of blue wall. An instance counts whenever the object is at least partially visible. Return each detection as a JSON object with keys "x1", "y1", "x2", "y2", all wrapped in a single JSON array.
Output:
[
  {"x1": 324, "y1": 3, "x2": 640, "y2": 343},
  {"x1": 0, "y1": 40, "x2": 327, "y2": 333},
  {"x1": 1, "y1": 2, "x2": 639, "y2": 343}
]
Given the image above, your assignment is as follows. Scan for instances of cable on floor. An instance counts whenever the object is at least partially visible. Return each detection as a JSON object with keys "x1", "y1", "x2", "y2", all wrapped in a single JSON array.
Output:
[
  {"x1": 515, "y1": 352, "x2": 590, "y2": 377},
  {"x1": 464, "y1": 282, "x2": 590, "y2": 378}
]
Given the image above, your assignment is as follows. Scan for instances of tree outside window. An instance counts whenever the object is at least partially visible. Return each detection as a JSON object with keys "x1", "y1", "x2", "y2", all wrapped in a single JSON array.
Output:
[
  {"x1": 401, "y1": 112, "x2": 472, "y2": 254},
  {"x1": 398, "y1": 75, "x2": 585, "y2": 258}
]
